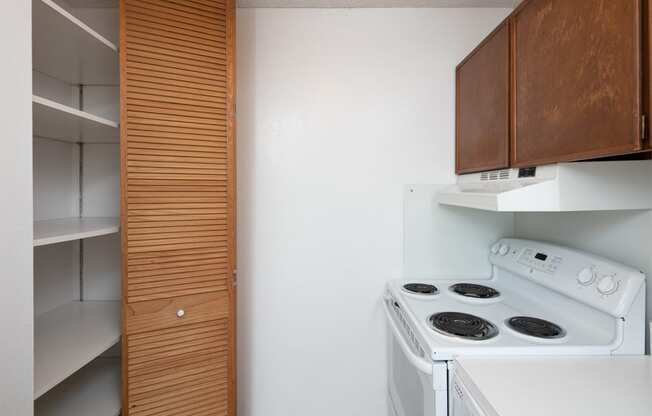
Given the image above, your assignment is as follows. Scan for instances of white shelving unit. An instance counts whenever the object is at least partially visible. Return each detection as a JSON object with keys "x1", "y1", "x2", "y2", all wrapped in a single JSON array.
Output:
[
  {"x1": 32, "y1": 0, "x2": 122, "y2": 412},
  {"x1": 34, "y1": 301, "x2": 121, "y2": 399},
  {"x1": 33, "y1": 95, "x2": 119, "y2": 143},
  {"x1": 35, "y1": 358, "x2": 121, "y2": 416},
  {"x1": 34, "y1": 217, "x2": 119, "y2": 246},
  {"x1": 33, "y1": 0, "x2": 119, "y2": 85}
]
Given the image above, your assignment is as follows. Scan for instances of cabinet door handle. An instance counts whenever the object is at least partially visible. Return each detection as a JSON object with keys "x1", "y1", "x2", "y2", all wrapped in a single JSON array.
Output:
[{"x1": 176, "y1": 309, "x2": 185, "y2": 318}]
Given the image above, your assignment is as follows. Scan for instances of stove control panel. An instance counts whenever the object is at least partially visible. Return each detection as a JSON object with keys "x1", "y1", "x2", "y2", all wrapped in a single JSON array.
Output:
[
  {"x1": 576, "y1": 267, "x2": 622, "y2": 296},
  {"x1": 518, "y1": 248, "x2": 562, "y2": 274},
  {"x1": 490, "y1": 238, "x2": 646, "y2": 318}
]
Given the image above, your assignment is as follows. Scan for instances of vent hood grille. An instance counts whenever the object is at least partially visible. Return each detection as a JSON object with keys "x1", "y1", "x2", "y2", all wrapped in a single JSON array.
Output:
[{"x1": 480, "y1": 169, "x2": 511, "y2": 181}]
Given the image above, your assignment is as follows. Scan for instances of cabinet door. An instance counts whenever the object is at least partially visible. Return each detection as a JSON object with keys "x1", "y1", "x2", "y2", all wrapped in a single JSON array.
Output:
[
  {"x1": 644, "y1": 0, "x2": 652, "y2": 146},
  {"x1": 120, "y1": 0, "x2": 236, "y2": 415},
  {"x1": 512, "y1": 0, "x2": 642, "y2": 167},
  {"x1": 456, "y1": 20, "x2": 510, "y2": 174}
]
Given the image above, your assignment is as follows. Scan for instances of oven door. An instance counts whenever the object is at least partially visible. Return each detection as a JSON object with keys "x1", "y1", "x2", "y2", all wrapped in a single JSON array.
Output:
[{"x1": 384, "y1": 299, "x2": 448, "y2": 416}]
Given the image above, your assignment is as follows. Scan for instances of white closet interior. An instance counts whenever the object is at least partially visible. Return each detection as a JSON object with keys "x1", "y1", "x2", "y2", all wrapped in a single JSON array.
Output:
[{"x1": 32, "y1": 0, "x2": 121, "y2": 415}]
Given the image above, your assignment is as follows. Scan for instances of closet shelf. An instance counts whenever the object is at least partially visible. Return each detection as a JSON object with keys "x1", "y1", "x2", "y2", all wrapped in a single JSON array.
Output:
[
  {"x1": 34, "y1": 301, "x2": 121, "y2": 399},
  {"x1": 35, "y1": 358, "x2": 120, "y2": 416},
  {"x1": 34, "y1": 217, "x2": 120, "y2": 246},
  {"x1": 33, "y1": 95, "x2": 119, "y2": 143},
  {"x1": 33, "y1": 0, "x2": 119, "y2": 85}
]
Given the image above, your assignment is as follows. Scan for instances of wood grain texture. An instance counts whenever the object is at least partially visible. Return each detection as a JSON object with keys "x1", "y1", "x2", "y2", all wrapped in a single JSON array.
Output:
[
  {"x1": 456, "y1": 19, "x2": 511, "y2": 174},
  {"x1": 120, "y1": 0, "x2": 236, "y2": 414},
  {"x1": 125, "y1": 292, "x2": 229, "y2": 335},
  {"x1": 126, "y1": 318, "x2": 230, "y2": 416},
  {"x1": 643, "y1": 0, "x2": 652, "y2": 149},
  {"x1": 511, "y1": 0, "x2": 642, "y2": 167}
]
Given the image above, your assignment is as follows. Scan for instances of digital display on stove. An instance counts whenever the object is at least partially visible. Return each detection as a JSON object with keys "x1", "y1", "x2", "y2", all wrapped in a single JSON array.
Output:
[{"x1": 535, "y1": 253, "x2": 548, "y2": 261}]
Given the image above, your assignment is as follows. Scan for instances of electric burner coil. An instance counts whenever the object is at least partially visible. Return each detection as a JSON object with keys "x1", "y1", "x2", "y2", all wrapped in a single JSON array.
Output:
[
  {"x1": 449, "y1": 283, "x2": 500, "y2": 299},
  {"x1": 403, "y1": 283, "x2": 438, "y2": 295},
  {"x1": 428, "y1": 312, "x2": 498, "y2": 341},
  {"x1": 506, "y1": 316, "x2": 566, "y2": 339}
]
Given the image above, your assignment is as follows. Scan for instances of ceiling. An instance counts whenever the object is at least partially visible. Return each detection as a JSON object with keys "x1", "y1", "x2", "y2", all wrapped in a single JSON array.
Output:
[
  {"x1": 238, "y1": 0, "x2": 520, "y2": 7},
  {"x1": 63, "y1": 0, "x2": 116, "y2": 6},
  {"x1": 63, "y1": 0, "x2": 518, "y2": 8},
  {"x1": 64, "y1": 0, "x2": 118, "y2": 7}
]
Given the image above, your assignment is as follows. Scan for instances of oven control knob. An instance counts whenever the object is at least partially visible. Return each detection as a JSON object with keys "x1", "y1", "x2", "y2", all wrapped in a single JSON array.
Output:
[
  {"x1": 577, "y1": 268, "x2": 596, "y2": 286},
  {"x1": 498, "y1": 244, "x2": 510, "y2": 256},
  {"x1": 491, "y1": 243, "x2": 501, "y2": 254},
  {"x1": 597, "y1": 275, "x2": 618, "y2": 295}
]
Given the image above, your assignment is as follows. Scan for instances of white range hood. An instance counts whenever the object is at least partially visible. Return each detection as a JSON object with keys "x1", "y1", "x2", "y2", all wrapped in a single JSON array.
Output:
[{"x1": 438, "y1": 161, "x2": 652, "y2": 212}]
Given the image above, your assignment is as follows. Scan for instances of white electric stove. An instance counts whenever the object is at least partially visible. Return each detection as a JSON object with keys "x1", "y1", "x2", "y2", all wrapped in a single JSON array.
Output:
[{"x1": 384, "y1": 238, "x2": 646, "y2": 416}]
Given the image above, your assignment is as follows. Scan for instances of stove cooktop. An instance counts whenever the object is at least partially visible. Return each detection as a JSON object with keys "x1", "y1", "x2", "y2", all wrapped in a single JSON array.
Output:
[
  {"x1": 386, "y1": 239, "x2": 647, "y2": 358},
  {"x1": 386, "y1": 278, "x2": 616, "y2": 358}
]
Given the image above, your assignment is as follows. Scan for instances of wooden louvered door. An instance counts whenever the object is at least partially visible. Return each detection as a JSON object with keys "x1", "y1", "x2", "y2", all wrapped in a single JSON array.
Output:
[{"x1": 119, "y1": 1, "x2": 236, "y2": 415}]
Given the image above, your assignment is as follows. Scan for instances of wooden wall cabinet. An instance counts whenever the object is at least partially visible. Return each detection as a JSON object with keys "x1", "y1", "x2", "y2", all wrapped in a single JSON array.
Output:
[
  {"x1": 511, "y1": 0, "x2": 644, "y2": 167},
  {"x1": 644, "y1": 0, "x2": 652, "y2": 138},
  {"x1": 456, "y1": 0, "x2": 649, "y2": 173},
  {"x1": 456, "y1": 20, "x2": 511, "y2": 174}
]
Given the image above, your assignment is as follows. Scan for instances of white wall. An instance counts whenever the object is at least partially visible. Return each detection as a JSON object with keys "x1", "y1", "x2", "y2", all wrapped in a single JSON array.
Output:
[
  {"x1": 404, "y1": 185, "x2": 514, "y2": 279},
  {"x1": 0, "y1": 1, "x2": 33, "y2": 415},
  {"x1": 236, "y1": 8, "x2": 511, "y2": 416},
  {"x1": 514, "y1": 211, "x2": 652, "y2": 352}
]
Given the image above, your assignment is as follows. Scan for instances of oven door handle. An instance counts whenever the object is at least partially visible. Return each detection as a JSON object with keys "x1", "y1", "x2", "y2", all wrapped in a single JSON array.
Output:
[{"x1": 383, "y1": 300, "x2": 433, "y2": 375}]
